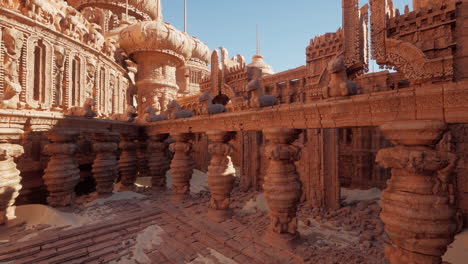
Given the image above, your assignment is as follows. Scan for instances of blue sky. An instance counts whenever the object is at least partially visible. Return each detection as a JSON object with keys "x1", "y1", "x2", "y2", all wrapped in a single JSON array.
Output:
[{"x1": 161, "y1": 0, "x2": 413, "y2": 73}]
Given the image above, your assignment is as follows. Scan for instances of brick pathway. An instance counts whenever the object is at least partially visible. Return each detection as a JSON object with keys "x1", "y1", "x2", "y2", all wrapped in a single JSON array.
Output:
[{"x1": 0, "y1": 201, "x2": 305, "y2": 264}]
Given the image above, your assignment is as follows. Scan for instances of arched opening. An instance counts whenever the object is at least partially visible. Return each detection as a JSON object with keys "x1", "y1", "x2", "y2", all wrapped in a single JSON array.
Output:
[
  {"x1": 33, "y1": 41, "x2": 46, "y2": 104},
  {"x1": 213, "y1": 94, "x2": 230, "y2": 105}
]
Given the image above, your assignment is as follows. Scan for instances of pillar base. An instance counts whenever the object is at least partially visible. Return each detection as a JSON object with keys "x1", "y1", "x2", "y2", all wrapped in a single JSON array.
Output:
[
  {"x1": 207, "y1": 208, "x2": 232, "y2": 223},
  {"x1": 171, "y1": 192, "x2": 190, "y2": 202},
  {"x1": 385, "y1": 245, "x2": 441, "y2": 264},
  {"x1": 262, "y1": 230, "x2": 299, "y2": 250}
]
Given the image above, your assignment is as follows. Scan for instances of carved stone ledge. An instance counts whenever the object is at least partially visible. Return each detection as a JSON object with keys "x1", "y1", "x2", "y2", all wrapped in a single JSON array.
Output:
[
  {"x1": 91, "y1": 131, "x2": 119, "y2": 195},
  {"x1": 376, "y1": 120, "x2": 459, "y2": 264},
  {"x1": 118, "y1": 133, "x2": 138, "y2": 191},
  {"x1": 147, "y1": 134, "x2": 170, "y2": 188},
  {"x1": 169, "y1": 133, "x2": 194, "y2": 201},
  {"x1": 206, "y1": 130, "x2": 236, "y2": 222},
  {"x1": 262, "y1": 128, "x2": 302, "y2": 249},
  {"x1": 43, "y1": 130, "x2": 80, "y2": 207}
]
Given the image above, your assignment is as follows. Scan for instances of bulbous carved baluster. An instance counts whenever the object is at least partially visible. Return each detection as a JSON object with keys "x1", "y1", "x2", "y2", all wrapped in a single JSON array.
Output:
[
  {"x1": 148, "y1": 134, "x2": 170, "y2": 188},
  {"x1": 119, "y1": 134, "x2": 138, "y2": 190},
  {"x1": 92, "y1": 132, "x2": 119, "y2": 195},
  {"x1": 169, "y1": 133, "x2": 194, "y2": 201},
  {"x1": 376, "y1": 120, "x2": 459, "y2": 264},
  {"x1": 0, "y1": 143, "x2": 24, "y2": 224},
  {"x1": 137, "y1": 135, "x2": 149, "y2": 178},
  {"x1": 262, "y1": 128, "x2": 302, "y2": 249},
  {"x1": 206, "y1": 131, "x2": 236, "y2": 222},
  {"x1": 43, "y1": 131, "x2": 80, "y2": 207}
]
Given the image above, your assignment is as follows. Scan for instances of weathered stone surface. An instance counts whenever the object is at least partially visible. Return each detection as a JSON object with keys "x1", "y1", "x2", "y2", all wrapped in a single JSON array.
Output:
[
  {"x1": 91, "y1": 131, "x2": 119, "y2": 195},
  {"x1": 147, "y1": 134, "x2": 170, "y2": 188},
  {"x1": 169, "y1": 133, "x2": 194, "y2": 201}
]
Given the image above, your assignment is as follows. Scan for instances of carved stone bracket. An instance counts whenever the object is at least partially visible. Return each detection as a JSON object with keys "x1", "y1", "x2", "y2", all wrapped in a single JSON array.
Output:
[
  {"x1": 262, "y1": 128, "x2": 302, "y2": 249},
  {"x1": 376, "y1": 120, "x2": 459, "y2": 264},
  {"x1": 147, "y1": 134, "x2": 170, "y2": 188},
  {"x1": 206, "y1": 130, "x2": 236, "y2": 222},
  {"x1": 43, "y1": 130, "x2": 80, "y2": 207},
  {"x1": 118, "y1": 133, "x2": 138, "y2": 190},
  {"x1": 169, "y1": 133, "x2": 194, "y2": 201},
  {"x1": 91, "y1": 131, "x2": 119, "y2": 195}
]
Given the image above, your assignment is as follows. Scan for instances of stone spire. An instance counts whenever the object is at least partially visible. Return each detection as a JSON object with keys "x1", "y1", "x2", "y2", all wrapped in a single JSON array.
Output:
[
  {"x1": 155, "y1": 0, "x2": 162, "y2": 21},
  {"x1": 247, "y1": 25, "x2": 274, "y2": 75}
]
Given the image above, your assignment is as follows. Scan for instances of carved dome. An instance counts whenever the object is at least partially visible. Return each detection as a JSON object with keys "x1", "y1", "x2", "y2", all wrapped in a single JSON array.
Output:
[
  {"x1": 247, "y1": 55, "x2": 274, "y2": 75},
  {"x1": 188, "y1": 36, "x2": 210, "y2": 64},
  {"x1": 67, "y1": 0, "x2": 161, "y2": 20},
  {"x1": 119, "y1": 21, "x2": 192, "y2": 63}
]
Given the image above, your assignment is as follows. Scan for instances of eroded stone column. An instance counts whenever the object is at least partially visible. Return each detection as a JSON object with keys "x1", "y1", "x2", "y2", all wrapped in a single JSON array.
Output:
[
  {"x1": 376, "y1": 120, "x2": 459, "y2": 264},
  {"x1": 119, "y1": 133, "x2": 138, "y2": 190},
  {"x1": 262, "y1": 128, "x2": 302, "y2": 249},
  {"x1": 206, "y1": 130, "x2": 236, "y2": 222},
  {"x1": 92, "y1": 131, "x2": 119, "y2": 195},
  {"x1": 0, "y1": 140, "x2": 24, "y2": 224},
  {"x1": 169, "y1": 133, "x2": 194, "y2": 201},
  {"x1": 137, "y1": 135, "x2": 149, "y2": 179},
  {"x1": 43, "y1": 131, "x2": 80, "y2": 207},
  {"x1": 148, "y1": 134, "x2": 170, "y2": 188}
]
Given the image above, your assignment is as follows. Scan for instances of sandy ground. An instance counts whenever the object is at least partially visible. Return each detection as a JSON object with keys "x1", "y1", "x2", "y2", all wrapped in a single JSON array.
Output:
[{"x1": 4, "y1": 169, "x2": 467, "y2": 264}]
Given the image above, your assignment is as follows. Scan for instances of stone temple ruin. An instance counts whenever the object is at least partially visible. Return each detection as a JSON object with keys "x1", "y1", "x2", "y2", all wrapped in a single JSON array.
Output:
[{"x1": 0, "y1": 0, "x2": 467, "y2": 263}]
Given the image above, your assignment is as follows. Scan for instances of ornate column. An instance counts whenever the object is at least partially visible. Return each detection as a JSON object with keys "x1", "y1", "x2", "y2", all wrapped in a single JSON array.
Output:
[
  {"x1": 118, "y1": 133, "x2": 138, "y2": 190},
  {"x1": 376, "y1": 120, "x2": 459, "y2": 264},
  {"x1": 137, "y1": 135, "x2": 149, "y2": 178},
  {"x1": 262, "y1": 128, "x2": 302, "y2": 249},
  {"x1": 169, "y1": 133, "x2": 194, "y2": 201},
  {"x1": 206, "y1": 131, "x2": 236, "y2": 222},
  {"x1": 43, "y1": 130, "x2": 80, "y2": 207},
  {"x1": 91, "y1": 131, "x2": 119, "y2": 195},
  {"x1": 147, "y1": 134, "x2": 170, "y2": 188},
  {"x1": 0, "y1": 128, "x2": 24, "y2": 224}
]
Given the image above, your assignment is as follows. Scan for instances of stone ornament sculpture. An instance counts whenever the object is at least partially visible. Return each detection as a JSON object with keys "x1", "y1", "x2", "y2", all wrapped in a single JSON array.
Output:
[
  {"x1": 66, "y1": 98, "x2": 97, "y2": 118},
  {"x1": 246, "y1": 67, "x2": 276, "y2": 108},
  {"x1": 262, "y1": 128, "x2": 302, "y2": 249},
  {"x1": 199, "y1": 92, "x2": 226, "y2": 115},
  {"x1": 206, "y1": 131, "x2": 236, "y2": 222},
  {"x1": 1, "y1": 28, "x2": 25, "y2": 109},
  {"x1": 0, "y1": 143, "x2": 24, "y2": 224},
  {"x1": 53, "y1": 46, "x2": 66, "y2": 108},
  {"x1": 323, "y1": 56, "x2": 357, "y2": 98},
  {"x1": 166, "y1": 100, "x2": 193, "y2": 119},
  {"x1": 376, "y1": 120, "x2": 459, "y2": 264},
  {"x1": 110, "y1": 105, "x2": 137, "y2": 122},
  {"x1": 144, "y1": 106, "x2": 168, "y2": 122}
]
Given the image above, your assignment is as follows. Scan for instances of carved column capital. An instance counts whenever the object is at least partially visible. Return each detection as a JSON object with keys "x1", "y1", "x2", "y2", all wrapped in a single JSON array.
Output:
[
  {"x1": 206, "y1": 130, "x2": 236, "y2": 222},
  {"x1": 169, "y1": 133, "x2": 194, "y2": 201},
  {"x1": 376, "y1": 120, "x2": 459, "y2": 264},
  {"x1": 43, "y1": 130, "x2": 80, "y2": 207},
  {"x1": 261, "y1": 128, "x2": 302, "y2": 249}
]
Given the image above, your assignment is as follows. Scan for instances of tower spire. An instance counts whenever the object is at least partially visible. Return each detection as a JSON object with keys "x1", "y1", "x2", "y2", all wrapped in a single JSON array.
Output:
[
  {"x1": 256, "y1": 24, "x2": 260, "y2": 55},
  {"x1": 184, "y1": 0, "x2": 187, "y2": 32},
  {"x1": 156, "y1": 0, "x2": 162, "y2": 21},
  {"x1": 125, "y1": 0, "x2": 129, "y2": 21}
]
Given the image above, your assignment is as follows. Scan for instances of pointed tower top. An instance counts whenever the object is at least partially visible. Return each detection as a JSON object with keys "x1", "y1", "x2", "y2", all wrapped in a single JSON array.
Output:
[
  {"x1": 256, "y1": 24, "x2": 260, "y2": 55},
  {"x1": 155, "y1": 0, "x2": 163, "y2": 21}
]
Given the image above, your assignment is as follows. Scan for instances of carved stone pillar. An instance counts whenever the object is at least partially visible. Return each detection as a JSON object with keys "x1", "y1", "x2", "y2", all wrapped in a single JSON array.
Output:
[
  {"x1": 206, "y1": 131, "x2": 236, "y2": 222},
  {"x1": 137, "y1": 135, "x2": 149, "y2": 178},
  {"x1": 43, "y1": 131, "x2": 80, "y2": 207},
  {"x1": 262, "y1": 128, "x2": 302, "y2": 249},
  {"x1": 118, "y1": 133, "x2": 138, "y2": 190},
  {"x1": 376, "y1": 120, "x2": 459, "y2": 264},
  {"x1": 0, "y1": 127, "x2": 24, "y2": 224},
  {"x1": 147, "y1": 134, "x2": 170, "y2": 188},
  {"x1": 92, "y1": 131, "x2": 119, "y2": 195},
  {"x1": 169, "y1": 133, "x2": 194, "y2": 201}
]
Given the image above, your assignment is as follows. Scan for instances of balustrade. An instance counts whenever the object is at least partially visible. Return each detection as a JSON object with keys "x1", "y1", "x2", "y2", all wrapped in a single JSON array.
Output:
[
  {"x1": 91, "y1": 131, "x2": 119, "y2": 195},
  {"x1": 148, "y1": 134, "x2": 170, "y2": 188},
  {"x1": 118, "y1": 133, "x2": 138, "y2": 190},
  {"x1": 169, "y1": 133, "x2": 194, "y2": 201}
]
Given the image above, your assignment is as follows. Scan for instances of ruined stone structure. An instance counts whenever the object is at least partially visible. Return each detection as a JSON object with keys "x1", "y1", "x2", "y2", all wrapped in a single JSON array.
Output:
[{"x1": 0, "y1": 0, "x2": 467, "y2": 263}]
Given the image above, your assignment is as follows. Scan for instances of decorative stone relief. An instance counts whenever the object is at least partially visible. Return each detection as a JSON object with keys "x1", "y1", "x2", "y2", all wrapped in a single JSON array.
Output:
[
  {"x1": 323, "y1": 56, "x2": 357, "y2": 98},
  {"x1": 1, "y1": 28, "x2": 24, "y2": 109}
]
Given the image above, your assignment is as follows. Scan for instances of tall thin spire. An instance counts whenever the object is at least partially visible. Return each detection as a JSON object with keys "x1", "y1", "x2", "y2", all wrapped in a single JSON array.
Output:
[
  {"x1": 184, "y1": 0, "x2": 187, "y2": 32},
  {"x1": 156, "y1": 0, "x2": 162, "y2": 21},
  {"x1": 125, "y1": 0, "x2": 129, "y2": 21},
  {"x1": 256, "y1": 24, "x2": 260, "y2": 55}
]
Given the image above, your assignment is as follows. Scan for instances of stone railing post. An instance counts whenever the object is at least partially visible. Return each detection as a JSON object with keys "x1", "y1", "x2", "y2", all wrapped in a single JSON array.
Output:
[
  {"x1": 0, "y1": 128, "x2": 24, "y2": 224},
  {"x1": 376, "y1": 120, "x2": 459, "y2": 264},
  {"x1": 118, "y1": 133, "x2": 138, "y2": 190},
  {"x1": 43, "y1": 130, "x2": 80, "y2": 207},
  {"x1": 169, "y1": 133, "x2": 194, "y2": 201},
  {"x1": 92, "y1": 131, "x2": 119, "y2": 195},
  {"x1": 137, "y1": 135, "x2": 149, "y2": 178},
  {"x1": 206, "y1": 130, "x2": 236, "y2": 222},
  {"x1": 262, "y1": 128, "x2": 302, "y2": 249},
  {"x1": 148, "y1": 134, "x2": 170, "y2": 188}
]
